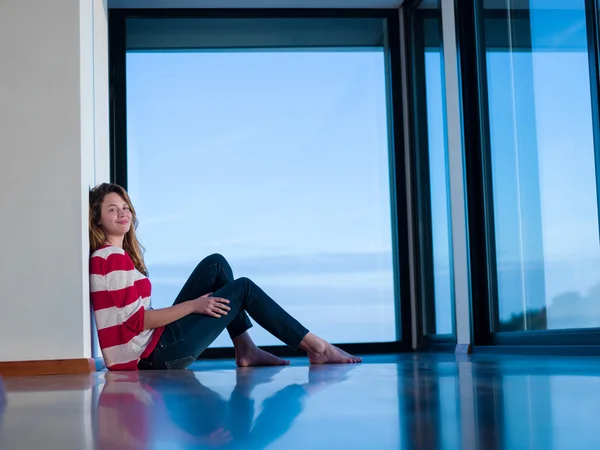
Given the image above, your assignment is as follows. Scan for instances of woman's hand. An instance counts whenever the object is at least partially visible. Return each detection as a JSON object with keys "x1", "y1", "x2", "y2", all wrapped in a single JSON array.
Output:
[
  {"x1": 191, "y1": 293, "x2": 231, "y2": 318},
  {"x1": 143, "y1": 294, "x2": 230, "y2": 329}
]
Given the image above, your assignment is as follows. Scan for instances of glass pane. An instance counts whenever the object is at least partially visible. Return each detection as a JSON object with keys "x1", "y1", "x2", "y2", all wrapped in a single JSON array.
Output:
[
  {"x1": 483, "y1": 0, "x2": 600, "y2": 331},
  {"x1": 425, "y1": 17, "x2": 453, "y2": 335},
  {"x1": 125, "y1": 22, "x2": 397, "y2": 347},
  {"x1": 413, "y1": 2, "x2": 454, "y2": 336}
]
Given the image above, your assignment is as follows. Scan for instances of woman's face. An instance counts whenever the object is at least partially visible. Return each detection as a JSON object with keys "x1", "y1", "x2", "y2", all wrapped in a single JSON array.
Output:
[{"x1": 99, "y1": 192, "x2": 132, "y2": 239}]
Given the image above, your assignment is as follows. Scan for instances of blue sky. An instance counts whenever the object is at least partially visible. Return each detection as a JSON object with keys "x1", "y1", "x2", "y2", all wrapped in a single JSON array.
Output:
[
  {"x1": 127, "y1": 51, "x2": 392, "y2": 262},
  {"x1": 126, "y1": 50, "x2": 397, "y2": 346}
]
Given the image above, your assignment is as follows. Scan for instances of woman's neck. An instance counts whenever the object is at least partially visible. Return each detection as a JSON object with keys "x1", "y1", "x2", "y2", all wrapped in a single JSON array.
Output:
[{"x1": 104, "y1": 236, "x2": 124, "y2": 249}]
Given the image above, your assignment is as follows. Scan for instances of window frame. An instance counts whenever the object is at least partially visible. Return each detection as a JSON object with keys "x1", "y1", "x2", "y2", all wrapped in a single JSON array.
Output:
[
  {"x1": 405, "y1": 2, "x2": 457, "y2": 346},
  {"x1": 108, "y1": 7, "x2": 416, "y2": 357},
  {"x1": 455, "y1": 0, "x2": 600, "y2": 352}
]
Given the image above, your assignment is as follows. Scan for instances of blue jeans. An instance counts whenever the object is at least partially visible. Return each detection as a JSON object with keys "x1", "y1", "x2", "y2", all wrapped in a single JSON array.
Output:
[{"x1": 138, "y1": 254, "x2": 310, "y2": 370}]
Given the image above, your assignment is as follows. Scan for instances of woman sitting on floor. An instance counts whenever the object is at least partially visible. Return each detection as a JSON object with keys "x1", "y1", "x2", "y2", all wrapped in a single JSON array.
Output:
[{"x1": 89, "y1": 183, "x2": 361, "y2": 371}]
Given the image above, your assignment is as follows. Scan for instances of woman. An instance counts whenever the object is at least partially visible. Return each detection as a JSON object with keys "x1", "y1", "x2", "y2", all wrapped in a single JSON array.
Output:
[{"x1": 89, "y1": 183, "x2": 361, "y2": 371}]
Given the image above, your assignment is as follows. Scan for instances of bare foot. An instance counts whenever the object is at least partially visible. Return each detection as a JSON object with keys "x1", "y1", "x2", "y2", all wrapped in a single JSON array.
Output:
[
  {"x1": 236, "y1": 346, "x2": 290, "y2": 367},
  {"x1": 233, "y1": 331, "x2": 290, "y2": 367},
  {"x1": 308, "y1": 342, "x2": 362, "y2": 365},
  {"x1": 299, "y1": 333, "x2": 362, "y2": 364}
]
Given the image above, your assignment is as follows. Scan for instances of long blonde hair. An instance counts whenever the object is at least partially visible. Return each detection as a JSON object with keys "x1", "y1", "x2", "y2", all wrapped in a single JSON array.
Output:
[{"x1": 89, "y1": 183, "x2": 148, "y2": 276}]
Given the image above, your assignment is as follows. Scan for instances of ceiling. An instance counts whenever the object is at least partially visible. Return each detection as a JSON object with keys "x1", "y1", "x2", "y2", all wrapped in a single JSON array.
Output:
[{"x1": 108, "y1": 0, "x2": 405, "y2": 8}]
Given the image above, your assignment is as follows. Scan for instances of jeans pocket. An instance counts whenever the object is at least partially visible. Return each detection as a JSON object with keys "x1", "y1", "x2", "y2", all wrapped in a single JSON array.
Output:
[
  {"x1": 164, "y1": 355, "x2": 196, "y2": 370},
  {"x1": 161, "y1": 321, "x2": 184, "y2": 347},
  {"x1": 137, "y1": 357, "x2": 154, "y2": 370}
]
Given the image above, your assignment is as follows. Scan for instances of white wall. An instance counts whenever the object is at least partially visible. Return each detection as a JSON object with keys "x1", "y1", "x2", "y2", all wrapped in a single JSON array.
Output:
[{"x1": 0, "y1": 0, "x2": 109, "y2": 362}]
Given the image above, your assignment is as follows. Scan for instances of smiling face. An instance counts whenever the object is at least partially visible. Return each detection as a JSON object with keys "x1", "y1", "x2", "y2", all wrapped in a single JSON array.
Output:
[
  {"x1": 89, "y1": 183, "x2": 148, "y2": 274},
  {"x1": 99, "y1": 192, "x2": 133, "y2": 241}
]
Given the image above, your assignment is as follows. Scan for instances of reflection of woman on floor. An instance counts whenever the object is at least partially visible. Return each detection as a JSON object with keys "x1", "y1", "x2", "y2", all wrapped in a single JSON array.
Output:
[
  {"x1": 94, "y1": 366, "x2": 355, "y2": 449},
  {"x1": 89, "y1": 183, "x2": 361, "y2": 371}
]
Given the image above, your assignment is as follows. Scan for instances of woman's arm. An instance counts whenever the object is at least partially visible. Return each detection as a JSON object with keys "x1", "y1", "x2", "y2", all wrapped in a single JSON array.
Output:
[
  {"x1": 143, "y1": 302, "x2": 195, "y2": 329},
  {"x1": 143, "y1": 295, "x2": 231, "y2": 330}
]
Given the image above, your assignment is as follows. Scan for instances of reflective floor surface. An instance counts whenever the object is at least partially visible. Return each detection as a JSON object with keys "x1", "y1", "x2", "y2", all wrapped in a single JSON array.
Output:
[{"x1": 1, "y1": 353, "x2": 600, "y2": 449}]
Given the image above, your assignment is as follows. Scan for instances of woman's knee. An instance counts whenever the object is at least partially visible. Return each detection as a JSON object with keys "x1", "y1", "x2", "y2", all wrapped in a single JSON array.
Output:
[
  {"x1": 203, "y1": 253, "x2": 229, "y2": 267},
  {"x1": 234, "y1": 276, "x2": 253, "y2": 291},
  {"x1": 201, "y1": 253, "x2": 231, "y2": 269}
]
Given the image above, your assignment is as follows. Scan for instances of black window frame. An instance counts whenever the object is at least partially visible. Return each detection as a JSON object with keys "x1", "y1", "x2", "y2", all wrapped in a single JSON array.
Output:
[
  {"x1": 403, "y1": 0, "x2": 457, "y2": 350},
  {"x1": 455, "y1": 0, "x2": 600, "y2": 352},
  {"x1": 108, "y1": 7, "x2": 417, "y2": 358}
]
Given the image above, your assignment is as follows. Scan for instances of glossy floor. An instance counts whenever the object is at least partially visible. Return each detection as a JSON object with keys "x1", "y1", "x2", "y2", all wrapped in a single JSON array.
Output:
[{"x1": 1, "y1": 354, "x2": 600, "y2": 449}]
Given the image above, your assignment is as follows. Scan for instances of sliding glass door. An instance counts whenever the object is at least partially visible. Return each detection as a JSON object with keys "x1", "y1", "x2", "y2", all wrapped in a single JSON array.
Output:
[
  {"x1": 483, "y1": 0, "x2": 599, "y2": 332},
  {"x1": 457, "y1": 0, "x2": 600, "y2": 345}
]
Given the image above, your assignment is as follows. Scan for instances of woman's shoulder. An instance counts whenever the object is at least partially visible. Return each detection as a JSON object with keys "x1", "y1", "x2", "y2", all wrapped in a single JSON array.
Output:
[
  {"x1": 91, "y1": 245, "x2": 126, "y2": 261},
  {"x1": 90, "y1": 246, "x2": 136, "y2": 278}
]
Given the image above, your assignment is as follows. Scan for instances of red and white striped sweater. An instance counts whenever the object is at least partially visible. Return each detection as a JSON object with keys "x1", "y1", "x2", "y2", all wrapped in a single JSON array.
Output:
[{"x1": 90, "y1": 245, "x2": 163, "y2": 370}]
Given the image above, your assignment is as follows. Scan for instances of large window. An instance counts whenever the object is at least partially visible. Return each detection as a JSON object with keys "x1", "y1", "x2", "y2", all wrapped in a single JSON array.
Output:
[
  {"x1": 123, "y1": 17, "x2": 399, "y2": 347},
  {"x1": 481, "y1": 0, "x2": 600, "y2": 332}
]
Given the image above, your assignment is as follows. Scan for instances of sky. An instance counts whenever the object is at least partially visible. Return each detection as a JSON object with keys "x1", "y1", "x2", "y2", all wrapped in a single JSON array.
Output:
[{"x1": 126, "y1": 50, "x2": 398, "y2": 346}]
